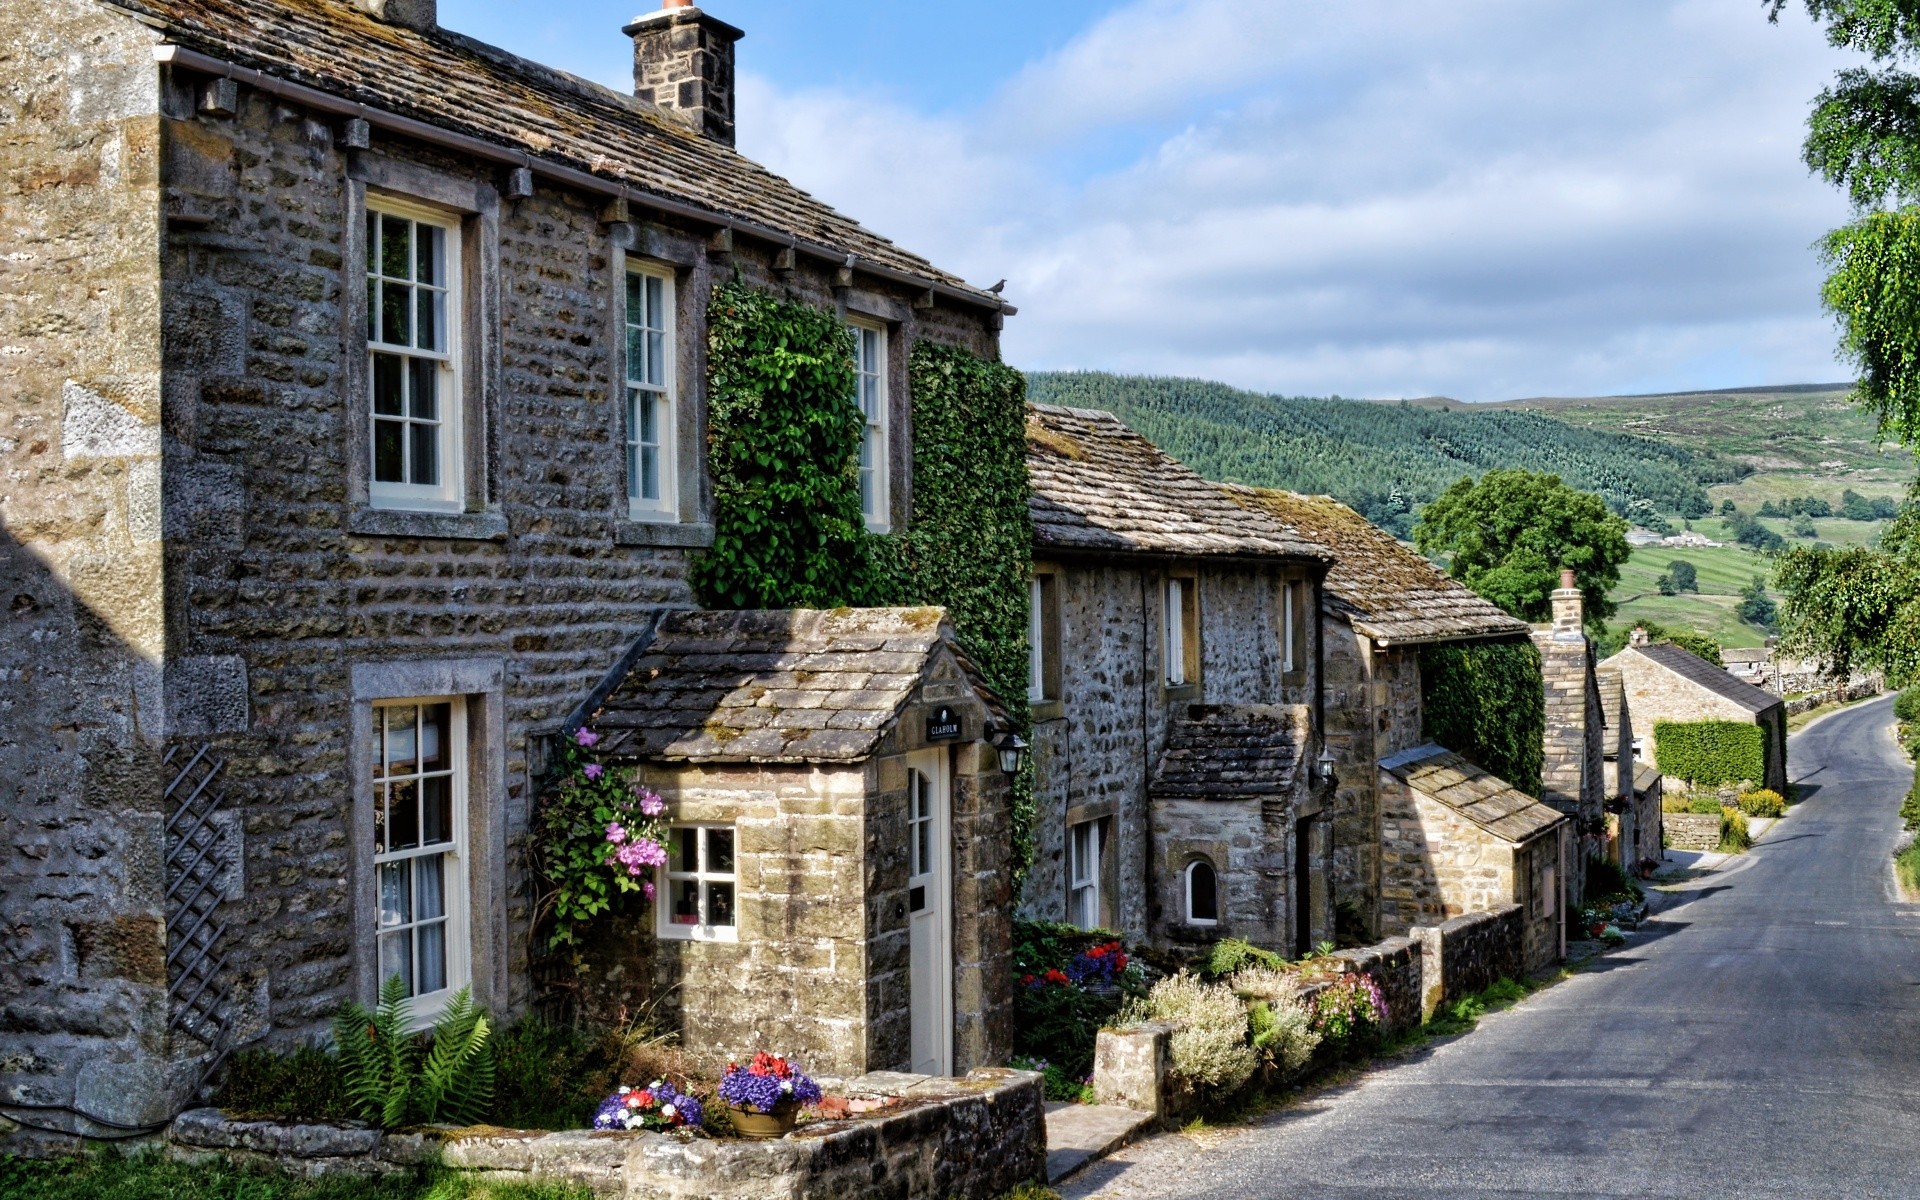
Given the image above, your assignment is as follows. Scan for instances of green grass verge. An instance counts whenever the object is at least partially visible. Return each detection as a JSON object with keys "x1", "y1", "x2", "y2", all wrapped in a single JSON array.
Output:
[
  {"x1": 0, "y1": 1152, "x2": 594, "y2": 1200},
  {"x1": 1897, "y1": 841, "x2": 1920, "y2": 897}
]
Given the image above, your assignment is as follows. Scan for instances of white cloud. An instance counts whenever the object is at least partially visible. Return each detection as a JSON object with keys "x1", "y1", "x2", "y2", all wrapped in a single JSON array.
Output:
[{"x1": 736, "y1": 0, "x2": 1859, "y2": 401}]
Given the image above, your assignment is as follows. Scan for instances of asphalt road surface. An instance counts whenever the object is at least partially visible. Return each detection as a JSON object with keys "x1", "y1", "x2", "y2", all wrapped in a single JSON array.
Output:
[{"x1": 1063, "y1": 695, "x2": 1920, "y2": 1199}]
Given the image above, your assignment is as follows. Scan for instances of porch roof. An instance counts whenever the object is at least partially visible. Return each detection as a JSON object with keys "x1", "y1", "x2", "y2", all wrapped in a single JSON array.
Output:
[
  {"x1": 1381, "y1": 743, "x2": 1566, "y2": 844},
  {"x1": 1150, "y1": 705, "x2": 1307, "y2": 801}
]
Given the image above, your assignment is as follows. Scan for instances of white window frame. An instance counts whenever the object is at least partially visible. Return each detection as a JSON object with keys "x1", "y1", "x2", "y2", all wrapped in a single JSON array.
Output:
[
  {"x1": 657, "y1": 824, "x2": 739, "y2": 943},
  {"x1": 366, "y1": 195, "x2": 463, "y2": 514},
  {"x1": 1068, "y1": 819, "x2": 1103, "y2": 930},
  {"x1": 1282, "y1": 581, "x2": 1296, "y2": 673},
  {"x1": 851, "y1": 320, "x2": 890, "y2": 532},
  {"x1": 1184, "y1": 858, "x2": 1219, "y2": 927},
  {"x1": 1029, "y1": 577, "x2": 1047, "y2": 702},
  {"x1": 624, "y1": 263, "x2": 678, "y2": 522},
  {"x1": 370, "y1": 697, "x2": 470, "y2": 1024},
  {"x1": 1165, "y1": 576, "x2": 1198, "y2": 686}
]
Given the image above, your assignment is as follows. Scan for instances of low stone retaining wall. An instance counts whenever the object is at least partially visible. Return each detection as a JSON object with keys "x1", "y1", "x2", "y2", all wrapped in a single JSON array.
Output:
[
  {"x1": 168, "y1": 1069, "x2": 1044, "y2": 1200},
  {"x1": 1785, "y1": 675, "x2": 1885, "y2": 716},
  {"x1": 1412, "y1": 906, "x2": 1523, "y2": 1019},
  {"x1": 1331, "y1": 936, "x2": 1422, "y2": 1037},
  {"x1": 1665, "y1": 812, "x2": 1722, "y2": 852}
]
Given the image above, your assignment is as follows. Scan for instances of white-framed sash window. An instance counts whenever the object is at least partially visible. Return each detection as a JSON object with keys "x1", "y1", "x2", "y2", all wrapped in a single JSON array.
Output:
[
  {"x1": 366, "y1": 199, "x2": 462, "y2": 512},
  {"x1": 625, "y1": 265, "x2": 677, "y2": 520},
  {"x1": 1068, "y1": 819, "x2": 1104, "y2": 930},
  {"x1": 659, "y1": 825, "x2": 737, "y2": 942},
  {"x1": 1185, "y1": 858, "x2": 1219, "y2": 926},
  {"x1": 1282, "y1": 581, "x2": 1297, "y2": 673},
  {"x1": 1165, "y1": 576, "x2": 1198, "y2": 686},
  {"x1": 371, "y1": 699, "x2": 469, "y2": 1016},
  {"x1": 852, "y1": 321, "x2": 889, "y2": 531}
]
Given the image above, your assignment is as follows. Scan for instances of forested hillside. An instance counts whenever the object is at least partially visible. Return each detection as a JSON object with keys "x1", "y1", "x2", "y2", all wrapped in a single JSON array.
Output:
[{"x1": 1027, "y1": 372, "x2": 1741, "y2": 537}]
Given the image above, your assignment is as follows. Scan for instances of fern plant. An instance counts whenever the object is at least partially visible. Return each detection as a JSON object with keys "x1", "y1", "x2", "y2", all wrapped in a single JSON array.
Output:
[{"x1": 332, "y1": 977, "x2": 494, "y2": 1129}]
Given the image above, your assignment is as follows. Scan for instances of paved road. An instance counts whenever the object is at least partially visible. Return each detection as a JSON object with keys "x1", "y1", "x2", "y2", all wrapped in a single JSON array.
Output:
[{"x1": 1064, "y1": 696, "x2": 1920, "y2": 1199}]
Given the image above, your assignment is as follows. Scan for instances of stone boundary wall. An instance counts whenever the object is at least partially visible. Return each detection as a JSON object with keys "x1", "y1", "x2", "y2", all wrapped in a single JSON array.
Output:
[
  {"x1": 166, "y1": 1070, "x2": 1044, "y2": 1200},
  {"x1": 1331, "y1": 936, "x2": 1422, "y2": 1037},
  {"x1": 1665, "y1": 812, "x2": 1722, "y2": 852},
  {"x1": 1413, "y1": 906, "x2": 1523, "y2": 1019},
  {"x1": 1784, "y1": 675, "x2": 1885, "y2": 717}
]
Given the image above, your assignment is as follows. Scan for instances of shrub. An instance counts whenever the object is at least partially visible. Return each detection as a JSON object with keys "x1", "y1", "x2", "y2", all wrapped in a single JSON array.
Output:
[
  {"x1": 1583, "y1": 855, "x2": 1633, "y2": 900},
  {"x1": 1421, "y1": 641, "x2": 1546, "y2": 797},
  {"x1": 1898, "y1": 840, "x2": 1920, "y2": 894},
  {"x1": 1119, "y1": 972, "x2": 1257, "y2": 1097},
  {"x1": 334, "y1": 977, "x2": 495, "y2": 1129},
  {"x1": 1902, "y1": 782, "x2": 1920, "y2": 831},
  {"x1": 1718, "y1": 807, "x2": 1752, "y2": 854},
  {"x1": 1738, "y1": 789, "x2": 1786, "y2": 818},
  {"x1": 1309, "y1": 973, "x2": 1388, "y2": 1060},
  {"x1": 1686, "y1": 793, "x2": 1726, "y2": 815},
  {"x1": 1199, "y1": 937, "x2": 1285, "y2": 980},
  {"x1": 1247, "y1": 996, "x2": 1320, "y2": 1075},
  {"x1": 1011, "y1": 921, "x2": 1141, "y2": 1079},
  {"x1": 1654, "y1": 721, "x2": 1767, "y2": 788},
  {"x1": 212, "y1": 1045, "x2": 356, "y2": 1123},
  {"x1": 1896, "y1": 686, "x2": 1920, "y2": 726},
  {"x1": 490, "y1": 1018, "x2": 599, "y2": 1131}
]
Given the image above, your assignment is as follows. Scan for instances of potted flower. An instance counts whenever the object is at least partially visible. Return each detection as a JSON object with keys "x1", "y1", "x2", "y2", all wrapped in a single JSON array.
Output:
[
  {"x1": 592, "y1": 1079, "x2": 704, "y2": 1132},
  {"x1": 716, "y1": 1052, "x2": 823, "y2": 1139}
]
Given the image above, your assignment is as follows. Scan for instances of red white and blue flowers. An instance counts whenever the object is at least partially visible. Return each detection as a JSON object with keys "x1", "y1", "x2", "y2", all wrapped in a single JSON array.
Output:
[
  {"x1": 593, "y1": 1080, "x2": 704, "y2": 1132},
  {"x1": 716, "y1": 1052, "x2": 823, "y2": 1113}
]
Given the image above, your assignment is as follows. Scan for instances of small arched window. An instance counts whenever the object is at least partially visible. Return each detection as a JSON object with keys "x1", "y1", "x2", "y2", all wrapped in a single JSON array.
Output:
[{"x1": 1185, "y1": 858, "x2": 1219, "y2": 926}]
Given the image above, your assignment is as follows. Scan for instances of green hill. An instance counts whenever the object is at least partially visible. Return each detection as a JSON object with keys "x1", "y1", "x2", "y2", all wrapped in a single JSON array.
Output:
[{"x1": 1025, "y1": 371, "x2": 1740, "y2": 537}]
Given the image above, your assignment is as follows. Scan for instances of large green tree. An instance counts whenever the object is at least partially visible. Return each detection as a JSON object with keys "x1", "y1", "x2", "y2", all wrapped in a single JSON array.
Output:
[
  {"x1": 1766, "y1": 2, "x2": 1920, "y2": 677},
  {"x1": 1412, "y1": 468, "x2": 1630, "y2": 625}
]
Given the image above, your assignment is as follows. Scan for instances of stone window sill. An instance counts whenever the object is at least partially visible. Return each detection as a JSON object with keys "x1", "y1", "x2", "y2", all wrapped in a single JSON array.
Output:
[
  {"x1": 349, "y1": 508, "x2": 508, "y2": 542},
  {"x1": 1031, "y1": 699, "x2": 1066, "y2": 724},
  {"x1": 1162, "y1": 683, "x2": 1202, "y2": 705},
  {"x1": 615, "y1": 520, "x2": 715, "y2": 549}
]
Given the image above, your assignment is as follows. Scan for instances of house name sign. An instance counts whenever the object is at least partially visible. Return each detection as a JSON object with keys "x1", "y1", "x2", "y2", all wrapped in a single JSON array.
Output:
[{"x1": 926, "y1": 705, "x2": 962, "y2": 742}]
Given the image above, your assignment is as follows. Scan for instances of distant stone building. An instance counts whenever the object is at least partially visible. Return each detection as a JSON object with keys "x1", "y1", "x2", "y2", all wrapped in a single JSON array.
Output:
[
  {"x1": 0, "y1": 0, "x2": 1015, "y2": 1142},
  {"x1": 1597, "y1": 667, "x2": 1664, "y2": 874},
  {"x1": 1601, "y1": 634, "x2": 1788, "y2": 794},
  {"x1": 1021, "y1": 406, "x2": 1332, "y2": 954},
  {"x1": 1223, "y1": 488, "x2": 1532, "y2": 941},
  {"x1": 1532, "y1": 572, "x2": 1609, "y2": 903}
]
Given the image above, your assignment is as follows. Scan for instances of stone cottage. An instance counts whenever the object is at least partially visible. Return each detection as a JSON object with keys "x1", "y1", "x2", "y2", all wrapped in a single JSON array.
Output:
[
  {"x1": 0, "y1": 0, "x2": 1015, "y2": 1141},
  {"x1": 1376, "y1": 746, "x2": 1568, "y2": 972},
  {"x1": 1223, "y1": 488, "x2": 1531, "y2": 941},
  {"x1": 1596, "y1": 667, "x2": 1663, "y2": 874},
  {"x1": 1532, "y1": 572, "x2": 1609, "y2": 904},
  {"x1": 589, "y1": 608, "x2": 1013, "y2": 1080},
  {"x1": 1021, "y1": 406, "x2": 1333, "y2": 954},
  {"x1": 1600, "y1": 633, "x2": 1788, "y2": 794}
]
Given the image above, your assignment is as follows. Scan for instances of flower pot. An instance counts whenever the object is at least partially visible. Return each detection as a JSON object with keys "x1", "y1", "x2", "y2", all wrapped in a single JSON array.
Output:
[{"x1": 727, "y1": 1098, "x2": 798, "y2": 1139}]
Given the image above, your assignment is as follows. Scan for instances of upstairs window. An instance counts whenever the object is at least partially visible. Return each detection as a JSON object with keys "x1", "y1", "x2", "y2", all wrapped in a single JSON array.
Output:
[
  {"x1": 625, "y1": 266, "x2": 677, "y2": 520},
  {"x1": 852, "y1": 321, "x2": 890, "y2": 531},
  {"x1": 1029, "y1": 573, "x2": 1061, "y2": 703},
  {"x1": 366, "y1": 201, "x2": 462, "y2": 512},
  {"x1": 1165, "y1": 575, "x2": 1200, "y2": 686},
  {"x1": 1283, "y1": 581, "x2": 1297, "y2": 673}
]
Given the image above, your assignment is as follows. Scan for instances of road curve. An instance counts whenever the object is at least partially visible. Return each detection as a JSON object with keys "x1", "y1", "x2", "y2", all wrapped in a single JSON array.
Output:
[{"x1": 1063, "y1": 695, "x2": 1920, "y2": 1199}]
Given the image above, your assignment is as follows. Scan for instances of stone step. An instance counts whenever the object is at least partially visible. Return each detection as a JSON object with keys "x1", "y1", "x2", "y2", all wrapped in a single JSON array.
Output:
[{"x1": 1044, "y1": 1101, "x2": 1156, "y2": 1184}]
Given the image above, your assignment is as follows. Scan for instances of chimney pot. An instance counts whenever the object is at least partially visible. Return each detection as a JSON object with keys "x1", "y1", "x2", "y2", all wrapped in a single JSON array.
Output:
[
  {"x1": 1560, "y1": 567, "x2": 1577, "y2": 590},
  {"x1": 1550, "y1": 566, "x2": 1584, "y2": 639},
  {"x1": 623, "y1": 5, "x2": 745, "y2": 146}
]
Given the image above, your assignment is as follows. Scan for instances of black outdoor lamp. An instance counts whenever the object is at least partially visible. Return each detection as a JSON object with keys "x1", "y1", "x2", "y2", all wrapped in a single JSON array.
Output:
[
  {"x1": 996, "y1": 732, "x2": 1030, "y2": 776},
  {"x1": 1317, "y1": 745, "x2": 1338, "y2": 783}
]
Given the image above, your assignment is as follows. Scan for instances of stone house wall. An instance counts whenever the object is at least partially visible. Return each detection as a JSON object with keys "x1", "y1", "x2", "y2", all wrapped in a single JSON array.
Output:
[
  {"x1": 1321, "y1": 617, "x2": 1423, "y2": 940},
  {"x1": 1606, "y1": 656, "x2": 1788, "y2": 794},
  {"x1": 0, "y1": 0, "x2": 177, "y2": 1135},
  {"x1": 1414, "y1": 905, "x2": 1525, "y2": 1015},
  {"x1": 1024, "y1": 559, "x2": 1321, "y2": 947},
  {"x1": 3, "y1": 15, "x2": 1006, "y2": 1137},
  {"x1": 1514, "y1": 831, "x2": 1562, "y2": 973}
]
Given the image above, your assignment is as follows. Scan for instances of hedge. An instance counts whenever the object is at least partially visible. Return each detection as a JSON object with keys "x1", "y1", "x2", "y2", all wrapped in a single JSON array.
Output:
[{"x1": 1653, "y1": 720, "x2": 1766, "y2": 787}]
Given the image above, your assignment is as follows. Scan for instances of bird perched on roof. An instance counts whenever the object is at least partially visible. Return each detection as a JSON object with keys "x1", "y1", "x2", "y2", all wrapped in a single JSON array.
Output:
[{"x1": 987, "y1": 279, "x2": 1006, "y2": 294}]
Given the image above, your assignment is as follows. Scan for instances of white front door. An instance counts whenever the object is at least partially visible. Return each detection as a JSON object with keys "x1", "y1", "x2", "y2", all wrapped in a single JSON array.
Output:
[{"x1": 906, "y1": 749, "x2": 953, "y2": 1077}]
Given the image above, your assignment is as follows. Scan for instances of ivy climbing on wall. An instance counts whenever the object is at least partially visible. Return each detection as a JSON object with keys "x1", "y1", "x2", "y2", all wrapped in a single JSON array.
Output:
[
  {"x1": 694, "y1": 285, "x2": 1038, "y2": 876},
  {"x1": 1420, "y1": 640, "x2": 1546, "y2": 797}
]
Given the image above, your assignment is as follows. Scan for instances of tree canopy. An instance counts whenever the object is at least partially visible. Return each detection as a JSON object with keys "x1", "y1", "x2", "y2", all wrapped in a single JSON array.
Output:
[{"x1": 1412, "y1": 468, "x2": 1630, "y2": 625}]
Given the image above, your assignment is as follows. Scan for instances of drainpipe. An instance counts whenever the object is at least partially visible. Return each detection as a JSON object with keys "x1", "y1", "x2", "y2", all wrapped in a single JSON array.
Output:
[{"x1": 1141, "y1": 570, "x2": 1157, "y2": 940}]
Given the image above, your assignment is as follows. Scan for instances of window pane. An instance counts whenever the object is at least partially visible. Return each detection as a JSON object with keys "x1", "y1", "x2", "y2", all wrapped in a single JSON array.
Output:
[
  {"x1": 409, "y1": 422, "x2": 438, "y2": 489},
  {"x1": 416, "y1": 854, "x2": 445, "y2": 919},
  {"x1": 672, "y1": 878, "x2": 700, "y2": 924},
  {"x1": 415, "y1": 287, "x2": 438, "y2": 352},
  {"x1": 381, "y1": 279, "x2": 410, "y2": 346},
  {"x1": 915, "y1": 813, "x2": 931, "y2": 879},
  {"x1": 646, "y1": 275, "x2": 664, "y2": 330},
  {"x1": 416, "y1": 921, "x2": 446, "y2": 995},
  {"x1": 420, "y1": 704, "x2": 449, "y2": 768},
  {"x1": 707, "y1": 828, "x2": 734, "y2": 874},
  {"x1": 646, "y1": 330, "x2": 665, "y2": 388},
  {"x1": 625, "y1": 271, "x2": 643, "y2": 329},
  {"x1": 422, "y1": 775, "x2": 452, "y2": 846},
  {"x1": 388, "y1": 780, "x2": 419, "y2": 852},
  {"x1": 408, "y1": 358, "x2": 439, "y2": 421},
  {"x1": 626, "y1": 400, "x2": 641, "y2": 502},
  {"x1": 366, "y1": 210, "x2": 378, "y2": 273},
  {"x1": 384, "y1": 706, "x2": 417, "y2": 769},
  {"x1": 416, "y1": 223, "x2": 439, "y2": 287},
  {"x1": 374, "y1": 420, "x2": 404, "y2": 483},
  {"x1": 373, "y1": 787, "x2": 388, "y2": 854},
  {"x1": 706, "y1": 881, "x2": 735, "y2": 927},
  {"x1": 379, "y1": 860, "x2": 411, "y2": 927},
  {"x1": 381, "y1": 215, "x2": 410, "y2": 279},
  {"x1": 373, "y1": 353, "x2": 405, "y2": 416},
  {"x1": 627, "y1": 324, "x2": 646, "y2": 386},
  {"x1": 1190, "y1": 863, "x2": 1218, "y2": 922},
  {"x1": 367, "y1": 280, "x2": 378, "y2": 341},
  {"x1": 673, "y1": 828, "x2": 699, "y2": 874},
  {"x1": 379, "y1": 931, "x2": 412, "y2": 995}
]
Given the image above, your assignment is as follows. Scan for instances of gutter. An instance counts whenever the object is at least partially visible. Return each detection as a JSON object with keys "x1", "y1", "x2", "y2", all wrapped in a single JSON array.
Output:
[{"x1": 151, "y1": 43, "x2": 1015, "y2": 318}]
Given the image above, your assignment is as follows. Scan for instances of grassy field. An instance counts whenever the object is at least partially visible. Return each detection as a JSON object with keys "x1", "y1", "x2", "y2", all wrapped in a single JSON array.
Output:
[{"x1": 1607, "y1": 541, "x2": 1779, "y2": 648}]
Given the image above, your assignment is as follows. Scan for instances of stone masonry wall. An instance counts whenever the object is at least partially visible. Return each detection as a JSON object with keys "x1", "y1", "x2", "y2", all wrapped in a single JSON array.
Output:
[
  {"x1": 1330, "y1": 935, "x2": 1421, "y2": 1037},
  {"x1": 1321, "y1": 622, "x2": 1423, "y2": 941},
  {"x1": 1150, "y1": 795, "x2": 1293, "y2": 951},
  {"x1": 1605, "y1": 652, "x2": 1788, "y2": 794},
  {"x1": 1535, "y1": 629, "x2": 1605, "y2": 902},
  {"x1": 1377, "y1": 770, "x2": 1516, "y2": 935},
  {"x1": 1415, "y1": 905, "x2": 1524, "y2": 1016},
  {"x1": 1024, "y1": 560, "x2": 1319, "y2": 948},
  {"x1": 0, "y1": 0, "x2": 179, "y2": 1138}
]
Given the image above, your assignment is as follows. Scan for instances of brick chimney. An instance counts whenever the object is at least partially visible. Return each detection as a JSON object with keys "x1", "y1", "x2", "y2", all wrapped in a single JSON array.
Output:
[
  {"x1": 1630, "y1": 626, "x2": 1650, "y2": 647},
  {"x1": 1550, "y1": 567, "x2": 1583, "y2": 640},
  {"x1": 348, "y1": 0, "x2": 436, "y2": 33},
  {"x1": 623, "y1": 2, "x2": 745, "y2": 146}
]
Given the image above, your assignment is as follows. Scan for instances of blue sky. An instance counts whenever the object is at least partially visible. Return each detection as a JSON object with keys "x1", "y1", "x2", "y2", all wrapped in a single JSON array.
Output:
[{"x1": 440, "y1": 1, "x2": 1859, "y2": 401}]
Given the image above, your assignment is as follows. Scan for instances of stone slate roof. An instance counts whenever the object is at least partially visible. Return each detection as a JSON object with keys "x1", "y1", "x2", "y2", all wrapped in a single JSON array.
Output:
[
  {"x1": 1027, "y1": 405, "x2": 1330, "y2": 560},
  {"x1": 1634, "y1": 761, "x2": 1662, "y2": 796},
  {"x1": 1223, "y1": 487, "x2": 1530, "y2": 646},
  {"x1": 114, "y1": 0, "x2": 992, "y2": 300},
  {"x1": 592, "y1": 608, "x2": 1001, "y2": 764},
  {"x1": 1614, "y1": 642, "x2": 1782, "y2": 715},
  {"x1": 1380, "y1": 744, "x2": 1567, "y2": 844},
  {"x1": 1150, "y1": 705, "x2": 1306, "y2": 801},
  {"x1": 1596, "y1": 668, "x2": 1627, "y2": 750}
]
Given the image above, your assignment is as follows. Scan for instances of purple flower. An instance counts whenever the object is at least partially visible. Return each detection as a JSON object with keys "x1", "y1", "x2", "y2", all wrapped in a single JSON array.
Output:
[
  {"x1": 642, "y1": 880, "x2": 655, "y2": 900},
  {"x1": 606, "y1": 822, "x2": 627, "y2": 844},
  {"x1": 584, "y1": 763, "x2": 604, "y2": 781},
  {"x1": 575, "y1": 727, "x2": 600, "y2": 748},
  {"x1": 637, "y1": 789, "x2": 665, "y2": 817}
]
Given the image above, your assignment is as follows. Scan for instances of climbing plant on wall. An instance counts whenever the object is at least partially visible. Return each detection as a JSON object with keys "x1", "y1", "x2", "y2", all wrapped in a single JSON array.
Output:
[
  {"x1": 1420, "y1": 641, "x2": 1546, "y2": 797},
  {"x1": 694, "y1": 286, "x2": 1038, "y2": 875}
]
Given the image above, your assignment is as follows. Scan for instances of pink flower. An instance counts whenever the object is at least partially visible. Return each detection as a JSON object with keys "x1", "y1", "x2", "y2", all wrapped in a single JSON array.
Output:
[
  {"x1": 575, "y1": 728, "x2": 600, "y2": 748},
  {"x1": 642, "y1": 881, "x2": 655, "y2": 900},
  {"x1": 584, "y1": 763, "x2": 604, "y2": 781},
  {"x1": 615, "y1": 837, "x2": 667, "y2": 870},
  {"x1": 606, "y1": 822, "x2": 627, "y2": 844},
  {"x1": 638, "y1": 790, "x2": 665, "y2": 817}
]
